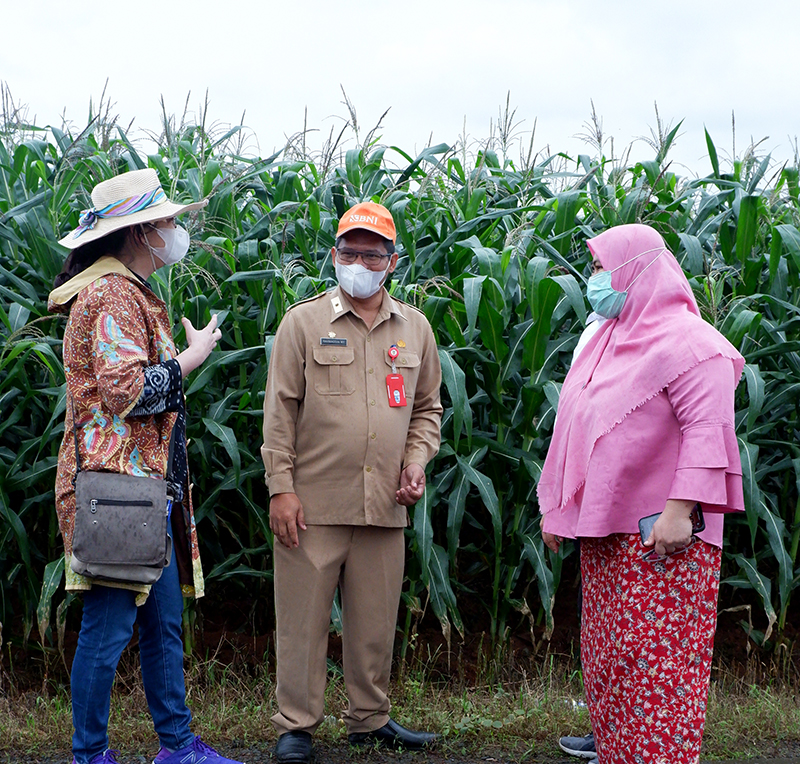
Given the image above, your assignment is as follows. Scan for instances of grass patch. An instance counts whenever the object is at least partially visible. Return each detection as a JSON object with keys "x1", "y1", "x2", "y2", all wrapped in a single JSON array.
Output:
[
  {"x1": 1, "y1": 647, "x2": 798, "y2": 761},
  {"x1": 702, "y1": 680, "x2": 800, "y2": 759}
]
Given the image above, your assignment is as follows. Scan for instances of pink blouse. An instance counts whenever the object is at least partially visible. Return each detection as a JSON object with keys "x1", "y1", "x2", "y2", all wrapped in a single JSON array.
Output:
[{"x1": 541, "y1": 355, "x2": 744, "y2": 547}]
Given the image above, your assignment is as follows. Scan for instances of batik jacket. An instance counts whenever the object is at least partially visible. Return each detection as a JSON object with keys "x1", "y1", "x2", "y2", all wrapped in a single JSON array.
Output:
[{"x1": 48, "y1": 257, "x2": 204, "y2": 601}]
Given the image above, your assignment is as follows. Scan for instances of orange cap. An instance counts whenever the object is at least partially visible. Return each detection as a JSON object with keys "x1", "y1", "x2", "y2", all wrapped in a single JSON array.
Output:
[{"x1": 336, "y1": 201, "x2": 396, "y2": 244}]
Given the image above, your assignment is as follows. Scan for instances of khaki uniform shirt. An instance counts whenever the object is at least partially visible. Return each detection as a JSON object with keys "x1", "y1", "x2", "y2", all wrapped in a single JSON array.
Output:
[{"x1": 261, "y1": 286, "x2": 442, "y2": 527}]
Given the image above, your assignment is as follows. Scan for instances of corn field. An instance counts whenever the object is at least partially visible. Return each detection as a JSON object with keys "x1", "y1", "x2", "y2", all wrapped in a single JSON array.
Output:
[{"x1": 0, "y1": 99, "x2": 798, "y2": 669}]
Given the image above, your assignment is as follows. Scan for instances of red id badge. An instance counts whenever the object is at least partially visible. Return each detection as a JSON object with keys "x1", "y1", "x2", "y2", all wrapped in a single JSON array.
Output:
[{"x1": 386, "y1": 373, "x2": 407, "y2": 407}]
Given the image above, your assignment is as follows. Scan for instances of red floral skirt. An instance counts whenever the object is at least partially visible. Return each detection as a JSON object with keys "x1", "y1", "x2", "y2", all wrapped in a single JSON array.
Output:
[{"x1": 580, "y1": 534, "x2": 721, "y2": 764}]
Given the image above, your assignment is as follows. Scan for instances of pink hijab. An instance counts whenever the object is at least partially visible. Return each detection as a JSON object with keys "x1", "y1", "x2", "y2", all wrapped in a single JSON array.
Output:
[{"x1": 537, "y1": 224, "x2": 744, "y2": 515}]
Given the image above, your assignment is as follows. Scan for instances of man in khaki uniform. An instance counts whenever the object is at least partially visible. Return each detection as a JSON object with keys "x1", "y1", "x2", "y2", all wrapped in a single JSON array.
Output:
[{"x1": 261, "y1": 202, "x2": 442, "y2": 764}]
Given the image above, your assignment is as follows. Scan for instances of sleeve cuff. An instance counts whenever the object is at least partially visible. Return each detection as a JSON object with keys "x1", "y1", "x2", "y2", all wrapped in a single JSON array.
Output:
[
  {"x1": 674, "y1": 423, "x2": 736, "y2": 469},
  {"x1": 261, "y1": 444, "x2": 296, "y2": 496},
  {"x1": 669, "y1": 422, "x2": 744, "y2": 511},
  {"x1": 267, "y1": 474, "x2": 296, "y2": 496},
  {"x1": 403, "y1": 449, "x2": 430, "y2": 471},
  {"x1": 669, "y1": 468, "x2": 745, "y2": 512}
]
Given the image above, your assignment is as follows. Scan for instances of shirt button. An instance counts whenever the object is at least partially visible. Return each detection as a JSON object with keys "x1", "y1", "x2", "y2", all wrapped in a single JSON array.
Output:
[
  {"x1": 366, "y1": 466, "x2": 372, "y2": 473},
  {"x1": 370, "y1": 432, "x2": 377, "y2": 439},
  {"x1": 401, "y1": 358, "x2": 407, "y2": 365},
  {"x1": 331, "y1": 355, "x2": 337, "y2": 362},
  {"x1": 370, "y1": 399, "x2": 376, "y2": 406},
  {"x1": 368, "y1": 368, "x2": 374, "y2": 374},
  {"x1": 367, "y1": 336, "x2": 372, "y2": 342}
]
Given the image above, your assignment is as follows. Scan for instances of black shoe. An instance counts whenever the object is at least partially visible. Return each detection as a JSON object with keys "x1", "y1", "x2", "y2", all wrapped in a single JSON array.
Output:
[
  {"x1": 275, "y1": 731, "x2": 313, "y2": 763},
  {"x1": 348, "y1": 718, "x2": 440, "y2": 750},
  {"x1": 558, "y1": 732, "x2": 597, "y2": 759}
]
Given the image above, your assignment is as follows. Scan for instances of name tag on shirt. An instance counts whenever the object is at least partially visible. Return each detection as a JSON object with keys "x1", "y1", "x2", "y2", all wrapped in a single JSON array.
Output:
[
  {"x1": 386, "y1": 373, "x2": 407, "y2": 407},
  {"x1": 320, "y1": 338, "x2": 347, "y2": 346}
]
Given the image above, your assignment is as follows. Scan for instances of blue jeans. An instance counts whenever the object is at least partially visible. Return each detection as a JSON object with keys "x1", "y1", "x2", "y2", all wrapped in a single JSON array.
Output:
[{"x1": 71, "y1": 549, "x2": 194, "y2": 764}]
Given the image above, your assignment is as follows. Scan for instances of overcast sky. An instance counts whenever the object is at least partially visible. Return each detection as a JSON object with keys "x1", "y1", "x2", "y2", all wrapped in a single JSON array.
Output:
[{"x1": 3, "y1": 0, "x2": 798, "y2": 175}]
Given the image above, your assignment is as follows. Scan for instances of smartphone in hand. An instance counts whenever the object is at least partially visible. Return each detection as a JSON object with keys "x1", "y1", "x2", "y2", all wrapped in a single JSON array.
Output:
[{"x1": 638, "y1": 503, "x2": 705, "y2": 545}]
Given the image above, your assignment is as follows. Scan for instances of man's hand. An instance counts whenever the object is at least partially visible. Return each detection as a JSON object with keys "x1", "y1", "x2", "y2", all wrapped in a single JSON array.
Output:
[
  {"x1": 396, "y1": 463, "x2": 426, "y2": 506},
  {"x1": 270, "y1": 492, "x2": 307, "y2": 549},
  {"x1": 644, "y1": 499, "x2": 695, "y2": 556}
]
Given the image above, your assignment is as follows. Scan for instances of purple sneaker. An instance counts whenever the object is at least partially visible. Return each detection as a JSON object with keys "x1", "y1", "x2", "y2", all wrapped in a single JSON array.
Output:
[
  {"x1": 73, "y1": 751, "x2": 121, "y2": 764},
  {"x1": 153, "y1": 735, "x2": 245, "y2": 764}
]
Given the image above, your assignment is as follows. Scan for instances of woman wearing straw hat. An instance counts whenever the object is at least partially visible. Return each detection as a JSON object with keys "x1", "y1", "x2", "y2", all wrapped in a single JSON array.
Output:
[
  {"x1": 538, "y1": 224, "x2": 744, "y2": 764},
  {"x1": 49, "y1": 169, "x2": 243, "y2": 764}
]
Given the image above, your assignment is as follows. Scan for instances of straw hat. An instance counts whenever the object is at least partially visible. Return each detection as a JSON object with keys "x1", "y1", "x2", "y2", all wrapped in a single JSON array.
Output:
[{"x1": 58, "y1": 168, "x2": 208, "y2": 249}]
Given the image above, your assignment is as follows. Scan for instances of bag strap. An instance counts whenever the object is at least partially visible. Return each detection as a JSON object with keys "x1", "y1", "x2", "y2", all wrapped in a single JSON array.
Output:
[
  {"x1": 69, "y1": 395, "x2": 82, "y2": 485},
  {"x1": 167, "y1": 418, "x2": 178, "y2": 475},
  {"x1": 69, "y1": 390, "x2": 176, "y2": 484}
]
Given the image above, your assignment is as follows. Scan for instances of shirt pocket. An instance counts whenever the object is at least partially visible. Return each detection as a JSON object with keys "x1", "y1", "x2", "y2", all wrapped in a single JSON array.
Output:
[{"x1": 312, "y1": 346, "x2": 356, "y2": 395}]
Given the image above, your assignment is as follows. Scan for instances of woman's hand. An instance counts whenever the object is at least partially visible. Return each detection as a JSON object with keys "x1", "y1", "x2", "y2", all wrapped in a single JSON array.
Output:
[
  {"x1": 540, "y1": 515, "x2": 563, "y2": 553},
  {"x1": 176, "y1": 315, "x2": 222, "y2": 376},
  {"x1": 644, "y1": 499, "x2": 695, "y2": 557},
  {"x1": 542, "y1": 531, "x2": 563, "y2": 553}
]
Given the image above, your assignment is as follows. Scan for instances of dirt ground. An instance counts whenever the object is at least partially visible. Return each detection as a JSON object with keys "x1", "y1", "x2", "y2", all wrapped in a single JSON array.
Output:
[{"x1": 3, "y1": 740, "x2": 800, "y2": 764}]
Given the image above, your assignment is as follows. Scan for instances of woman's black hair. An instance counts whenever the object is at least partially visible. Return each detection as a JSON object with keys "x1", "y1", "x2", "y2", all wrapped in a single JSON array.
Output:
[{"x1": 53, "y1": 225, "x2": 148, "y2": 289}]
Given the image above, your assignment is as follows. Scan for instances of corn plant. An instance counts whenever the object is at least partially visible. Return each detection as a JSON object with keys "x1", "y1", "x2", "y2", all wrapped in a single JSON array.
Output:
[{"x1": 1, "y1": 103, "x2": 798, "y2": 668}]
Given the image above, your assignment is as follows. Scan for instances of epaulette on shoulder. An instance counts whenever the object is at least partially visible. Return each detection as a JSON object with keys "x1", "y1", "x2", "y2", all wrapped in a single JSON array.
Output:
[{"x1": 285, "y1": 289, "x2": 332, "y2": 313}]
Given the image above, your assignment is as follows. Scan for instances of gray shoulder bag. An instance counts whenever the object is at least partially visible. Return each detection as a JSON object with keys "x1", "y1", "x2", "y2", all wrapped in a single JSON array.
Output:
[{"x1": 69, "y1": 399, "x2": 173, "y2": 585}]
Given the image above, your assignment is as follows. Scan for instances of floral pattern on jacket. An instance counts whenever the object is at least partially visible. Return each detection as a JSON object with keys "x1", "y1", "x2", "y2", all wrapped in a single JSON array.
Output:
[{"x1": 50, "y1": 261, "x2": 204, "y2": 600}]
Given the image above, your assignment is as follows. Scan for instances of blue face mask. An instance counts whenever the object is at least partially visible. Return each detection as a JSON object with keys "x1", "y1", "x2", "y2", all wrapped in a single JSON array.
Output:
[
  {"x1": 586, "y1": 271, "x2": 627, "y2": 318},
  {"x1": 585, "y1": 246, "x2": 666, "y2": 319}
]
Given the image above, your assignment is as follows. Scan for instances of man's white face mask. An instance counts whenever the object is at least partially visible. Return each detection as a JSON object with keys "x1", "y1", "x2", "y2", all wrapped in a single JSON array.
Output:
[{"x1": 334, "y1": 260, "x2": 390, "y2": 299}]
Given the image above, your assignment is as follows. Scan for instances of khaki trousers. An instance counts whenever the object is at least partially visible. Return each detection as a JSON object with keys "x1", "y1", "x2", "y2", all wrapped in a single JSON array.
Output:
[{"x1": 271, "y1": 525, "x2": 405, "y2": 735}]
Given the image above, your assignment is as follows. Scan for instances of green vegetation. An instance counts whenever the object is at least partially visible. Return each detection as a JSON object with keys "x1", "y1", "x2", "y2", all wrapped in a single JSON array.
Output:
[
  {"x1": 1, "y1": 655, "x2": 798, "y2": 760},
  {"x1": 0, "y1": 94, "x2": 798, "y2": 671}
]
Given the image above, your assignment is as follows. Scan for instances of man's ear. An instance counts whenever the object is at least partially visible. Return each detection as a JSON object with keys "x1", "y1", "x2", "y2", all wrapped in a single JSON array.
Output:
[
  {"x1": 331, "y1": 246, "x2": 337, "y2": 263},
  {"x1": 387, "y1": 252, "x2": 399, "y2": 273}
]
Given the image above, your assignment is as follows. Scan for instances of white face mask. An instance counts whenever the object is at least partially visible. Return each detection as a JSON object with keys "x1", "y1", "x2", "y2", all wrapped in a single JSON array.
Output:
[
  {"x1": 147, "y1": 225, "x2": 191, "y2": 267},
  {"x1": 335, "y1": 261, "x2": 390, "y2": 299}
]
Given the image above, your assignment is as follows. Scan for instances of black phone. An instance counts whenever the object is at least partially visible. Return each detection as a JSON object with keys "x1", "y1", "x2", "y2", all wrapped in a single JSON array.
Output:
[{"x1": 638, "y1": 503, "x2": 705, "y2": 545}]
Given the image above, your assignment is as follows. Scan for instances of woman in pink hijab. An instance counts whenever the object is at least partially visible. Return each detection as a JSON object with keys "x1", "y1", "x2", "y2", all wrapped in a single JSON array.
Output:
[{"x1": 538, "y1": 224, "x2": 744, "y2": 764}]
